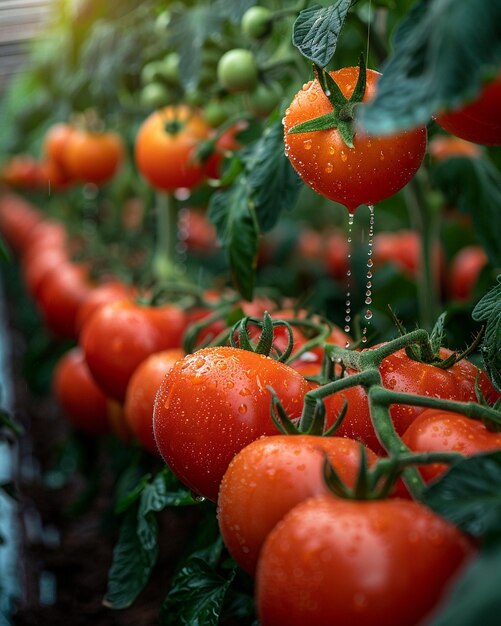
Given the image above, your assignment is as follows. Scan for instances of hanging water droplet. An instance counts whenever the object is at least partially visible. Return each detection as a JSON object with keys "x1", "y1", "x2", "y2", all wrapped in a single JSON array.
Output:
[
  {"x1": 365, "y1": 297, "x2": 372, "y2": 305},
  {"x1": 361, "y1": 335, "x2": 368, "y2": 344},
  {"x1": 347, "y1": 269, "x2": 351, "y2": 277},
  {"x1": 325, "y1": 89, "x2": 331, "y2": 97},
  {"x1": 345, "y1": 316, "x2": 351, "y2": 323},
  {"x1": 344, "y1": 326, "x2": 350, "y2": 334},
  {"x1": 367, "y1": 259, "x2": 373, "y2": 268},
  {"x1": 366, "y1": 271, "x2": 372, "y2": 279},
  {"x1": 365, "y1": 310, "x2": 373, "y2": 320}
]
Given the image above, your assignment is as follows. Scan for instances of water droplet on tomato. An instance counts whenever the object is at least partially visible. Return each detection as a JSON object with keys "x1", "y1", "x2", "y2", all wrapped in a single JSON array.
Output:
[
  {"x1": 303, "y1": 139, "x2": 313, "y2": 150},
  {"x1": 341, "y1": 151, "x2": 348, "y2": 162},
  {"x1": 329, "y1": 146, "x2": 335, "y2": 155},
  {"x1": 325, "y1": 163, "x2": 333, "y2": 173},
  {"x1": 238, "y1": 404, "x2": 248, "y2": 414},
  {"x1": 365, "y1": 310, "x2": 373, "y2": 320},
  {"x1": 307, "y1": 92, "x2": 317, "y2": 102}
]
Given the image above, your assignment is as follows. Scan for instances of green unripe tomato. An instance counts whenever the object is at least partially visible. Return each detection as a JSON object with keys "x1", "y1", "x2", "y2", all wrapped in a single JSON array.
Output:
[
  {"x1": 157, "y1": 52, "x2": 180, "y2": 86},
  {"x1": 248, "y1": 81, "x2": 282, "y2": 117},
  {"x1": 141, "y1": 61, "x2": 163, "y2": 86},
  {"x1": 155, "y1": 11, "x2": 171, "y2": 35},
  {"x1": 204, "y1": 100, "x2": 231, "y2": 128},
  {"x1": 140, "y1": 82, "x2": 171, "y2": 108},
  {"x1": 217, "y1": 49, "x2": 258, "y2": 93},
  {"x1": 241, "y1": 6, "x2": 273, "y2": 39}
]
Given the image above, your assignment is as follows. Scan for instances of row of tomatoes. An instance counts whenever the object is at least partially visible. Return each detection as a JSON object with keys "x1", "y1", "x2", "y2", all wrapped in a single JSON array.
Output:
[{"x1": 2, "y1": 191, "x2": 501, "y2": 625}]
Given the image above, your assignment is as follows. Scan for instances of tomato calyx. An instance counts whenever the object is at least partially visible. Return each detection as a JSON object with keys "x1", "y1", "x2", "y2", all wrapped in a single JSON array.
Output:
[
  {"x1": 268, "y1": 385, "x2": 348, "y2": 437},
  {"x1": 230, "y1": 312, "x2": 295, "y2": 362},
  {"x1": 323, "y1": 446, "x2": 464, "y2": 500},
  {"x1": 287, "y1": 54, "x2": 367, "y2": 148},
  {"x1": 391, "y1": 308, "x2": 484, "y2": 370}
]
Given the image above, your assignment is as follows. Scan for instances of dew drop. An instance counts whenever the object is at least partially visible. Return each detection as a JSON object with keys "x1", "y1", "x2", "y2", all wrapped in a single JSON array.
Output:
[
  {"x1": 329, "y1": 146, "x2": 335, "y2": 155},
  {"x1": 238, "y1": 404, "x2": 248, "y2": 414},
  {"x1": 303, "y1": 139, "x2": 313, "y2": 150},
  {"x1": 362, "y1": 204, "x2": 376, "y2": 344},
  {"x1": 365, "y1": 297, "x2": 372, "y2": 305},
  {"x1": 367, "y1": 258, "x2": 373, "y2": 268},
  {"x1": 365, "y1": 310, "x2": 373, "y2": 320},
  {"x1": 341, "y1": 151, "x2": 348, "y2": 162},
  {"x1": 344, "y1": 326, "x2": 351, "y2": 334},
  {"x1": 325, "y1": 162, "x2": 333, "y2": 173}
]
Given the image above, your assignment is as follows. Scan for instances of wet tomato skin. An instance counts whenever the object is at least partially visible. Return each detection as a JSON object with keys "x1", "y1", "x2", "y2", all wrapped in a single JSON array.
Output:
[
  {"x1": 218, "y1": 435, "x2": 377, "y2": 575},
  {"x1": 124, "y1": 349, "x2": 184, "y2": 455},
  {"x1": 324, "y1": 346, "x2": 500, "y2": 454},
  {"x1": 256, "y1": 496, "x2": 473, "y2": 626},
  {"x1": 283, "y1": 67, "x2": 427, "y2": 212},
  {"x1": 153, "y1": 346, "x2": 313, "y2": 502},
  {"x1": 402, "y1": 409, "x2": 501, "y2": 482}
]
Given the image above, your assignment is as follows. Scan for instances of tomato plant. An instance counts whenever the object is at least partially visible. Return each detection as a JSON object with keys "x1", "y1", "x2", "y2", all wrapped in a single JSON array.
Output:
[
  {"x1": 153, "y1": 346, "x2": 313, "y2": 502},
  {"x1": 256, "y1": 496, "x2": 473, "y2": 626},
  {"x1": 283, "y1": 64, "x2": 427, "y2": 212},
  {"x1": 324, "y1": 346, "x2": 500, "y2": 454},
  {"x1": 218, "y1": 434, "x2": 377, "y2": 575}
]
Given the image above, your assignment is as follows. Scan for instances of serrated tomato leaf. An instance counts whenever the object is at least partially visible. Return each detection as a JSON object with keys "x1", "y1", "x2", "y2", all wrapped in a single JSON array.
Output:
[
  {"x1": 431, "y1": 157, "x2": 501, "y2": 270},
  {"x1": 160, "y1": 537, "x2": 235, "y2": 626},
  {"x1": 292, "y1": 2, "x2": 352, "y2": 67},
  {"x1": 428, "y1": 542, "x2": 501, "y2": 626},
  {"x1": 244, "y1": 120, "x2": 302, "y2": 232},
  {"x1": 423, "y1": 451, "x2": 501, "y2": 541},
  {"x1": 472, "y1": 277, "x2": 501, "y2": 392},
  {"x1": 360, "y1": 0, "x2": 501, "y2": 133},
  {"x1": 208, "y1": 177, "x2": 259, "y2": 301},
  {"x1": 104, "y1": 506, "x2": 158, "y2": 609}
]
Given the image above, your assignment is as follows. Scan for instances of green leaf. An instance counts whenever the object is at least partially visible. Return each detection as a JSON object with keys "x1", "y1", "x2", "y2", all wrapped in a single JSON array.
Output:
[
  {"x1": 104, "y1": 506, "x2": 158, "y2": 609},
  {"x1": 431, "y1": 157, "x2": 501, "y2": 269},
  {"x1": 161, "y1": 538, "x2": 235, "y2": 626},
  {"x1": 168, "y1": 6, "x2": 223, "y2": 91},
  {"x1": 245, "y1": 120, "x2": 302, "y2": 231},
  {"x1": 430, "y1": 312, "x2": 447, "y2": 354},
  {"x1": 360, "y1": 0, "x2": 501, "y2": 134},
  {"x1": 423, "y1": 451, "x2": 501, "y2": 541},
  {"x1": 208, "y1": 177, "x2": 260, "y2": 301},
  {"x1": 472, "y1": 276, "x2": 501, "y2": 392},
  {"x1": 428, "y1": 542, "x2": 501, "y2": 626},
  {"x1": 292, "y1": 2, "x2": 353, "y2": 67}
]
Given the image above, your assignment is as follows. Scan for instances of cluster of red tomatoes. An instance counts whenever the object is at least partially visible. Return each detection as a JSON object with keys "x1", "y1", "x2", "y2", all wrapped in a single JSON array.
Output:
[{"x1": 2, "y1": 189, "x2": 501, "y2": 625}]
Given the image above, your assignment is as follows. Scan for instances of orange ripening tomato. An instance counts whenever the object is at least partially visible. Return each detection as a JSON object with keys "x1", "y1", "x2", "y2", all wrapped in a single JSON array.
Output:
[
  {"x1": 124, "y1": 349, "x2": 184, "y2": 455},
  {"x1": 283, "y1": 66, "x2": 427, "y2": 212},
  {"x1": 75, "y1": 280, "x2": 136, "y2": 337},
  {"x1": 0, "y1": 193, "x2": 42, "y2": 253},
  {"x1": 135, "y1": 105, "x2": 212, "y2": 192},
  {"x1": 428, "y1": 135, "x2": 482, "y2": 161},
  {"x1": 63, "y1": 128, "x2": 125, "y2": 184},
  {"x1": 53, "y1": 347, "x2": 110, "y2": 436}
]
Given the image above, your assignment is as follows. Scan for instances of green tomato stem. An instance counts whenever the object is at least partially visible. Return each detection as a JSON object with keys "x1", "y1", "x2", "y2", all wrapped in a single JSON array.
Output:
[{"x1": 152, "y1": 191, "x2": 181, "y2": 282}]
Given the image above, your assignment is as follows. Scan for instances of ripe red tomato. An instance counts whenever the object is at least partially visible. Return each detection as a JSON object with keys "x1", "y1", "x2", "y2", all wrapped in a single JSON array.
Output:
[
  {"x1": 204, "y1": 121, "x2": 245, "y2": 179},
  {"x1": 178, "y1": 208, "x2": 218, "y2": 255},
  {"x1": 63, "y1": 129, "x2": 125, "y2": 184},
  {"x1": 75, "y1": 280, "x2": 135, "y2": 336},
  {"x1": 81, "y1": 299, "x2": 186, "y2": 402},
  {"x1": 53, "y1": 347, "x2": 110, "y2": 436},
  {"x1": 283, "y1": 66, "x2": 427, "y2": 212},
  {"x1": 124, "y1": 349, "x2": 184, "y2": 455},
  {"x1": 36, "y1": 262, "x2": 94, "y2": 339},
  {"x1": 402, "y1": 409, "x2": 501, "y2": 482},
  {"x1": 134, "y1": 105, "x2": 212, "y2": 191},
  {"x1": 256, "y1": 496, "x2": 473, "y2": 626},
  {"x1": 324, "y1": 346, "x2": 500, "y2": 454},
  {"x1": 434, "y1": 74, "x2": 501, "y2": 145},
  {"x1": 153, "y1": 346, "x2": 313, "y2": 502},
  {"x1": 1, "y1": 155, "x2": 42, "y2": 190},
  {"x1": 218, "y1": 435, "x2": 377, "y2": 575},
  {"x1": 0, "y1": 194, "x2": 42, "y2": 253},
  {"x1": 449, "y1": 245, "x2": 488, "y2": 302},
  {"x1": 373, "y1": 229, "x2": 444, "y2": 281}
]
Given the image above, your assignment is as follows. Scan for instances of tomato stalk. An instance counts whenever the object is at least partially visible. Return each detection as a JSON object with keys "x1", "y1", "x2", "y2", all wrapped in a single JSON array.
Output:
[
  {"x1": 403, "y1": 174, "x2": 442, "y2": 330},
  {"x1": 152, "y1": 192, "x2": 182, "y2": 282}
]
